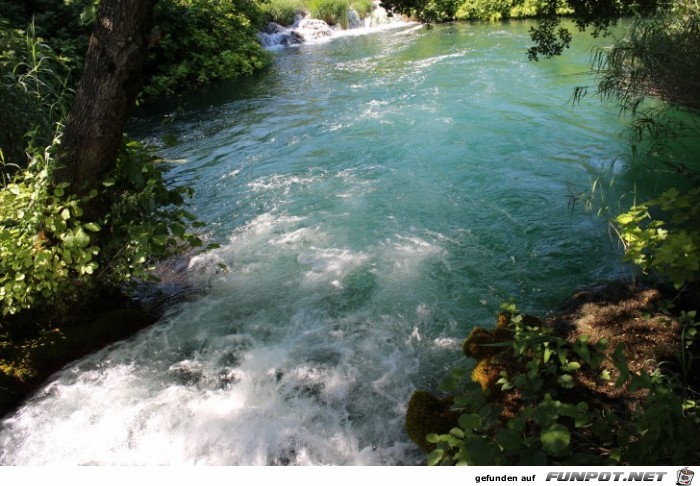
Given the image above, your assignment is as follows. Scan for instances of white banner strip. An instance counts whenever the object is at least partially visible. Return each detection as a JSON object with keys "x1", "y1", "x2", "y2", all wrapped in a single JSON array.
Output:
[{"x1": 0, "y1": 465, "x2": 696, "y2": 486}]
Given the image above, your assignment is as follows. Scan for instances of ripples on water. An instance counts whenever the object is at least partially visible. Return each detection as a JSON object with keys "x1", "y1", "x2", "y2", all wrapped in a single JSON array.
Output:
[{"x1": 1, "y1": 22, "x2": 638, "y2": 465}]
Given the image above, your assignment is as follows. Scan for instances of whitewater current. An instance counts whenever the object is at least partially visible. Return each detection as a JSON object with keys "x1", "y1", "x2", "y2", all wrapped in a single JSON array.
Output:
[{"x1": 1, "y1": 22, "x2": 638, "y2": 465}]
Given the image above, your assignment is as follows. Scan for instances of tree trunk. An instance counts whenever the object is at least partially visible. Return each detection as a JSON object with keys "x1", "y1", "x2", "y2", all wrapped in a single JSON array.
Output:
[{"x1": 55, "y1": 0, "x2": 157, "y2": 204}]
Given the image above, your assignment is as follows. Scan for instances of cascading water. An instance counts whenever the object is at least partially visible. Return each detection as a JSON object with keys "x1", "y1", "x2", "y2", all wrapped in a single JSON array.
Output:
[
  {"x1": 1, "y1": 22, "x2": 637, "y2": 465},
  {"x1": 257, "y1": 0, "x2": 409, "y2": 48}
]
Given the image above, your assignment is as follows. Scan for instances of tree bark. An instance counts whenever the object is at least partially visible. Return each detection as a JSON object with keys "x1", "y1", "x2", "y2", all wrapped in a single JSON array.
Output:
[{"x1": 55, "y1": 0, "x2": 157, "y2": 203}]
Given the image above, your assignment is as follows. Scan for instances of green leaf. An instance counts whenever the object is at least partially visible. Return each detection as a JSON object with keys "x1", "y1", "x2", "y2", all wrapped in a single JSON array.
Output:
[
  {"x1": 152, "y1": 234, "x2": 168, "y2": 246},
  {"x1": 74, "y1": 228, "x2": 91, "y2": 248},
  {"x1": 540, "y1": 423, "x2": 571, "y2": 456},
  {"x1": 458, "y1": 413, "x2": 482, "y2": 430},
  {"x1": 563, "y1": 361, "x2": 581, "y2": 371},
  {"x1": 426, "y1": 433, "x2": 440, "y2": 444},
  {"x1": 495, "y1": 428, "x2": 522, "y2": 451},
  {"x1": 557, "y1": 374, "x2": 575, "y2": 388},
  {"x1": 462, "y1": 437, "x2": 500, "y2": 465},
  {"x1": 612, "y1": 344, "x2": 630, "y2": 387},
  {"x1": 427, "y1": 448, "x2": 444, "y2": 466},
  {"x1": 533, "y1": 398, "x2": 558, "y2": 426},
  {"x1": 84, "y1": 222, "x2": 101, "y2": 232},
  {"x1": 60, "y1": 208, "x2": 71, "y2": 220}
]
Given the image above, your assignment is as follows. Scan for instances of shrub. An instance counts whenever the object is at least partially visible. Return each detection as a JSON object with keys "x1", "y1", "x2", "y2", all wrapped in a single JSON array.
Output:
[
  {"x1": 454, "y1": 0, "x2": 570, "y2": 21},
  {"x1": 0, "y1": 139, "x2": 205, "y2": 319},
  {"x1": 143, "y1": 0, "x2": 270, "y2": 97},
  {"x1": 0, "y1": 148, "x2": 98, "y2": 317},
  {"x1": 455, "y1": 0, "x2": 513, "y2": 21},
  {"x1": 613, "y1": 187, "x2": 700, "y2": 289}
]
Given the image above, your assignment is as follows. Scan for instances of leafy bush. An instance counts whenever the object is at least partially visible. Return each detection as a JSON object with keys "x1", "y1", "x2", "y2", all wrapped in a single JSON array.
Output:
[
  {"x1": 143, "y1": 0, "x2": 270, "y2": 97},
  {"x1": 96, "y1": 140, "x2": 206, "y2": 287},
  {"x1": 613, "y1": 187, "x2": 700, "y2": 289},
  {"x1": 454, "y1": 0, "x2": 570, "y2": 21},
  {"x1": 2, "y1": 0, "x2": 273, "y2": 100},
  {"x1": 424, "y1": 307, "x2": 700, "y2": 465},
  {"x1": 0, "y1": 140, "x2": 205, "y2": 319},
  {"x1": 0, "y1": 148, "x2": 98, "y2": 316},
  {"x1": 0, "y1": 0, "x2": 93, "y2": 71}
]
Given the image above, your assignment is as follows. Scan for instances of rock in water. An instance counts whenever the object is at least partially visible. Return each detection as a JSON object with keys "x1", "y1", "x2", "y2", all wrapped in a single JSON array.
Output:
[
  {"x1": 347, "y1": 9, "x2": 362, "y2": 29},
  {"x1": 292, "y1": 17, "x2": 332, "y2": 41},
  {"x1": 258, "y1": 23, "x2": 305, "y2": 47}
]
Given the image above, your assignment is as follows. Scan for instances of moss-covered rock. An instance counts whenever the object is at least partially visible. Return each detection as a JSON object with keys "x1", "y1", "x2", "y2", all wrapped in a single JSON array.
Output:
[
  {"x1": 462, "y1": 327, "x2": 499, "y2": 360},
  {"x1": 470, "y1": 357, "x2": 504, "y2": 390},
  {"x1": 405, "y1": 390, "x2": 461, "y2": 453}
]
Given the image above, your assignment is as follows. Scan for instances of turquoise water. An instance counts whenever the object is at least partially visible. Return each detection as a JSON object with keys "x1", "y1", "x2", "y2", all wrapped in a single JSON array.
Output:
[{"x1": 1, "y1": 22, "x2": 641, "y2": 465}]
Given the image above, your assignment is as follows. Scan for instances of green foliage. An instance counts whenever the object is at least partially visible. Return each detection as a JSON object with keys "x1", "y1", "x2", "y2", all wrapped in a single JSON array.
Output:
[
  {"x1": 261, "y1": 0, "x2": 374, "y2": 26},
  {"x1": 595, "y1": 0, "x2": 700, "y2": 114},
  {"x1": 613, "y1": 187, "x2": 700, "y2": 289},
  {"x1": 526, "y1": 0, "x2": 658, "y2": 60},
  {"x1": 0, "y1": 0, "x2": 94, "y2": 70},
  {"x1": 142, "y1": 0, "x2": 270, "y2": 97},
  {"x1": 308, "y1": 0, "x2": 351, "y2": 26},
  {"x1": 1, "y1": 0, "x2": 271, "y2": 100},
  {"x1": 0, "y1": 21, "x2": 73, "y2": 171},
  {"x1": 455, "y1": 0, "x2": 551, "y2": 21},
  {"x1": 263, "y1": 0, "x2": 308, "y2": 25},
  {"x1": 95, "y1": 140, "x2": 205, "y2": 287},
  {"x1": 0, "y1": 148, "x2": 98, "y2": 316},
  {"x1": 426, "y1": 309, "x2": 700, "y2": 465},
  {"x1": 381, "y1": 0, "x2": 568, "y2": 23},
  {"x1": 0, "y1": 139, "x2": 205, "y2": 319},
  {"x1": 351, "y1": 0, "x2": 376, "y2": 17}
]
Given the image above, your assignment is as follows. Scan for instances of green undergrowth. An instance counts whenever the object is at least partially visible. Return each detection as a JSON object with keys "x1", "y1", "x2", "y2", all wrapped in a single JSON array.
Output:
[
  {"x1": 0, "y1": 139, "x2": 207, "y2": 321},
  {"x1": 0, "y1": 11, "x2": 212, "y2": 417},
  {"x1": 417, "y1": 303, "x2": 700, "y2": 465},
  {"x1": 613, "y1": 187, "x2": 700, "y2": 290},
  {"x1": 0, "y1": 0, "x2": 271, "y2": 100}
]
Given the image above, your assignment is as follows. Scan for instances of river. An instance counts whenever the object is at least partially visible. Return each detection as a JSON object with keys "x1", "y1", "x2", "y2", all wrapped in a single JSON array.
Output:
[{"x1": 1, "y1": 21, "x2": 642, "y2": 465}]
